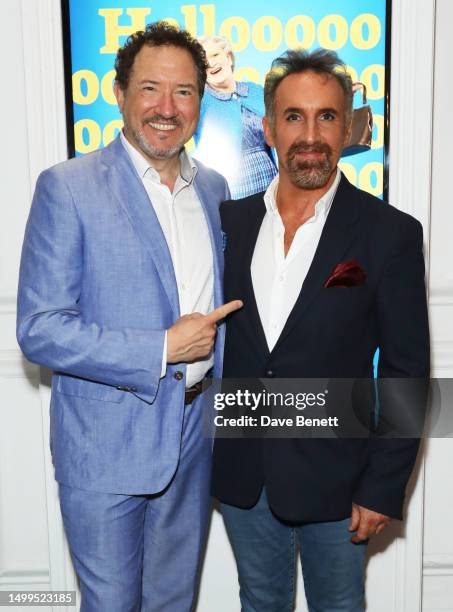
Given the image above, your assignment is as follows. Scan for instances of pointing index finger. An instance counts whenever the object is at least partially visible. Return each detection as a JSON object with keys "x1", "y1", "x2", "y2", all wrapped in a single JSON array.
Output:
[{"x1": 205, "y1": 300, "x2": 243, "y2": 324}]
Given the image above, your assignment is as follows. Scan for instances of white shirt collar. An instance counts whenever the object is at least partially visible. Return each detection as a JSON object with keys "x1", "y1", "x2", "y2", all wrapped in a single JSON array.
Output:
[
  {"x1": 120, "y1": 131, "x2": 197, "y2": 184},
  {"x1": 263, "y1": 167, "x2": 341, "y2": 222}
]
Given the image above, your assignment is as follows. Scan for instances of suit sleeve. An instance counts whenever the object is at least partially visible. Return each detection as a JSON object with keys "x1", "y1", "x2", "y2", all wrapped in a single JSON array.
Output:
[
  {"x1": 353, "y1": 216, "x2": 430, "y2": 519},
  {"x1": 16, "y1": 169, "x2": 165, "y2": 405}
]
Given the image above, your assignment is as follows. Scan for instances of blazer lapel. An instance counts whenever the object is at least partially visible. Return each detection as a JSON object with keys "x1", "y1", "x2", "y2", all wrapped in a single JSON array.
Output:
[
  {"x1": 102, "y1": 137, "x2": 180, "y2": 316},
  {"x1": 272, "y1": 175, "x2": 361, "y2": 353},
  {"x1": 193, "y1": 168, "x2": 224, "y2": 309},
  {"x1": 242, "y1": 199, "x2": 270, "y2": 357}
]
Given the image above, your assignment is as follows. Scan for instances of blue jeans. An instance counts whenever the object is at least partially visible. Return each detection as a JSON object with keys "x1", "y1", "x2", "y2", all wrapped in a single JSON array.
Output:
[{"x1": 221, "y1": 489, "x2": 366, "y2": 612}]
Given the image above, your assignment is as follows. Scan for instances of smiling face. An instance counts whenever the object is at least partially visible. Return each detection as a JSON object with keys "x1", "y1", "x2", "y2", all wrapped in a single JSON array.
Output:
[
  {"x1": 202, "y1": 39, "x2": 234, "y2": 90},
  {"x1": 114, "y1": 44, "x2": 200, "y2": 163},
  {"x1": 263, "y1": 70, "x2": 351, "y2": 191}
]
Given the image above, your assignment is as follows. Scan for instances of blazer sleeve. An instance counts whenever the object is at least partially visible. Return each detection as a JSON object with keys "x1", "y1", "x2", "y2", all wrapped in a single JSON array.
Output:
[
  {"x1": 16, "y1": 169, "x2": 165, "y2": 405},
  {"x1": 352, "y1": 215, "x2": 430, "y2": 519}
]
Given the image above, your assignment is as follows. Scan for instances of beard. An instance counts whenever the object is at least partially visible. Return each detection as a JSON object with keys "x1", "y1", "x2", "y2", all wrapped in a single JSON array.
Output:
[
  {"x1": 125, "y1": 115, "x2": 185, "y2": 160},
  {"x1": 286, "y1": 140, "x2": 334, "y2": 189}
]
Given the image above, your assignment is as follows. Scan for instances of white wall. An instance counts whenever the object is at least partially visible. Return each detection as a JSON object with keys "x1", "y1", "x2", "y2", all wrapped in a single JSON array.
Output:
[
  {"x1": 422, "y1": 1, "x2": 453, "y2": 610},
  {"x1": 0, "y1": 2, "x2": 70, "y2": 610},
  {"x1": 0, "y1": 0, "x2": 51, "y2": 603},
  {"x1": 0, "y1": 1, "x2": 451, "y2": 611}
]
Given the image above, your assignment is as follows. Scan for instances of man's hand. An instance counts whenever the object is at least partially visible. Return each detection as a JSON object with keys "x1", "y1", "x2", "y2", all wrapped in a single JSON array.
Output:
[
  {"x1": 349, "y1": 503, "x2": 391, "y2": 543},
  {"x1": 167, "y1": 300, "x2": 243, "y2": 364}
]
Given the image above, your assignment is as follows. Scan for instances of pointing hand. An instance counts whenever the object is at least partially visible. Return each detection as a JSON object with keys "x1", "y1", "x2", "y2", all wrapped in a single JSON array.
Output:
[{"x1": 167, "y1": 300, "x2": 243, "y2": 364}]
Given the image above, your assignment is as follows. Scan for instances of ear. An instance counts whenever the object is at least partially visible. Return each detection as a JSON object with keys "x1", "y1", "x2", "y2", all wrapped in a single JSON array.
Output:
[
  {"x1": 114, "y1": 81, "x2": 125, "y2": 114},
  {"x1": 262, "y1": 116, "x2": 275, "y2": 148}
]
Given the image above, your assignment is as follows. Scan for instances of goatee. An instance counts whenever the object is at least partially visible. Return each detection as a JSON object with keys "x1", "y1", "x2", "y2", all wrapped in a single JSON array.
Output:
[
  {"x1": 286, "y1": 140, "x2": 333, "y2": 189},
  {"x1": 125, "y1": 115, "x2": 185, "y2": 160}
]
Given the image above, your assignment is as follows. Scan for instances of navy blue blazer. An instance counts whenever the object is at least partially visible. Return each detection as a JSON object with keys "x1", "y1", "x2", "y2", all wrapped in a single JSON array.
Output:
[{"x1": 212, "y1": 174, "x2": 430, "y2": 522}]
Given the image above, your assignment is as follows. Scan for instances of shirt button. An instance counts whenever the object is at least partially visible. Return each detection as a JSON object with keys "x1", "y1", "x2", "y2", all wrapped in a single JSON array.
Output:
[
  {"x1": 265, "y1": 369, "x2": 275, "y2": 378},
  {"x1": 174, "y1": 371, "x2": 184, "y2": 381},
  {"x1": 279, "y1": 274, "x2": 285, "y2": 282}
]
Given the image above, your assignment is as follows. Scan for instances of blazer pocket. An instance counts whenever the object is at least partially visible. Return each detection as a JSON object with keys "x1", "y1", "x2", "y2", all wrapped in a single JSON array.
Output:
[
  {"x1": 324, "y1": 284, "x2": 367, "y2": 292},
  {"x1": 56, "y1": 374, "x2": 124, "y2": 403}
]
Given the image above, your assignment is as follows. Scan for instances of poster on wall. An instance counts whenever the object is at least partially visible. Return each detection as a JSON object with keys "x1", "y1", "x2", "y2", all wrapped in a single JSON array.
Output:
[{"x1": 62, "y1": 0, "x2": 391, "y2": 199}]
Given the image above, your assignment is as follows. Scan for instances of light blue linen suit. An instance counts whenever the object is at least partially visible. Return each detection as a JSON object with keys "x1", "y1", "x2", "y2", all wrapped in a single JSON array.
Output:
[{"x1": 17, "y1": 135, "x2": 229, "y2": 611}]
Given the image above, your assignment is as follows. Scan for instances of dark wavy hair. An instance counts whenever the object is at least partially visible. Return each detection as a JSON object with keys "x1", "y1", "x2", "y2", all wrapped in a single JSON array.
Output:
[
  {"x1": 114, "y1": 21, "x2": 208, "y2": 98},
  {"x1": 264, "y1": 48, "x2": 353, "y2": 126}
]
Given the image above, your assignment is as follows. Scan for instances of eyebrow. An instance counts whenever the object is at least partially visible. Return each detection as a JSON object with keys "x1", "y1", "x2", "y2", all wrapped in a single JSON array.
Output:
[
  {"x1": 138, "y1": 79, "x2": 197, "y2": 90},
  {"x1": 176, "y1": 83, "x2": 197, "y2": 90},
  {"x1": 284, "y1": 106, "x2": 339, "y2": 115}
]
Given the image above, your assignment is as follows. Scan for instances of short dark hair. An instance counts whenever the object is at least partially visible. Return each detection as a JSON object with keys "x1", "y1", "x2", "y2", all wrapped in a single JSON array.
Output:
[
  {"x1": 114, "y1": 21, "x2": 208, "y2": 98},
  {"x1": 264, "y1": 48, "x2": 353, "y2": 126}
]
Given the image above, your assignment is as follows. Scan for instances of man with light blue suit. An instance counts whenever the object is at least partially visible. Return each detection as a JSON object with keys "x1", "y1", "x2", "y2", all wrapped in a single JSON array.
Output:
[{"x1": 17, "y1": 22, "x2": 241, "y2": 612}]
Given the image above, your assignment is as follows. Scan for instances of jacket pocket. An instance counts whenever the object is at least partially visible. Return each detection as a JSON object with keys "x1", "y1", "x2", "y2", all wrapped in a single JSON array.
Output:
[{"x1": 56, "y1": 374, "x2": 124, "y2": 403}]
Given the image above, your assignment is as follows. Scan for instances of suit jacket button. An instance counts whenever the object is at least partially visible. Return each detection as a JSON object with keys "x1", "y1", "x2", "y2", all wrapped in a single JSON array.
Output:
[
  {"x1": 174, "y1": 371, "x2": 184, "y2": 381},
  {"x1": 265, "y1": 369, "x2": 275, "y2": 378}
]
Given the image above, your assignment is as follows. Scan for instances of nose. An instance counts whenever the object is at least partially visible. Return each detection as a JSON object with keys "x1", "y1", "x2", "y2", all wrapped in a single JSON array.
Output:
[
  {"x1": 157, "y1": 90, "x2": 177, "y2": 119},
  {"x1": 304, "y1": 117, "x2": 320, "y2": 144}
]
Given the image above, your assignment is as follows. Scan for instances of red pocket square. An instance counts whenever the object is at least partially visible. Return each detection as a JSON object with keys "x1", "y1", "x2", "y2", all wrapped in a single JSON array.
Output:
[{"x1": 324, "y1": 259, "x2": 366, "y2": 288}]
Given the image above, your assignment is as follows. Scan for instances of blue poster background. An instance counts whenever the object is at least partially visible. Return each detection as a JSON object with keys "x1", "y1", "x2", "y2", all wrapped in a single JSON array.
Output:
[{"x1": 66, "y1": 0, "x2": 388, "y2": 198}]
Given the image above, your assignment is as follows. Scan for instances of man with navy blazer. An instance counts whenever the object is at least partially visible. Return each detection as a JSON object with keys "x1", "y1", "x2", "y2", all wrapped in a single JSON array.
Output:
[
  {"x1": 17, "y1": 22, "x2": 241, "y2": 612},
  {"x1": 212, "y1": 49, "x2": 429, "y2": 611}
]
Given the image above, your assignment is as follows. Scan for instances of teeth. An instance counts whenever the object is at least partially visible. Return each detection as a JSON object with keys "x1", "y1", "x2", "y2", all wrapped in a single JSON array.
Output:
[{"x1": 148, "y1": 123, "x2": 177, "y2": 131}]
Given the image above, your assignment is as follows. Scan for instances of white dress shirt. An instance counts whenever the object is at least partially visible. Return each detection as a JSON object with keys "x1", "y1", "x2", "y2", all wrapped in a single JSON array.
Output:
[
  {"x1": 251, "y1": 169, "x2": 341, "y2": 352},
  {"x1": 121, "y1": 132, "x2": 214, "y2": 387}
]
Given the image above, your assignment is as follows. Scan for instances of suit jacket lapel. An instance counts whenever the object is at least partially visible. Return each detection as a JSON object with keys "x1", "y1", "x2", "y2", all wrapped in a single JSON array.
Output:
[
  {"x1": 272, "y1": 175, "x2": 361, "y2": 353},
  {"x1": 242, "y1": 199, "x2": 270, "y2": 358},
  {"x1": 102, "y1": 137, "x2": 180, "y2": 316},
  {"x1": 193, "y1": 168, "x2": 224, "y2": 309}
]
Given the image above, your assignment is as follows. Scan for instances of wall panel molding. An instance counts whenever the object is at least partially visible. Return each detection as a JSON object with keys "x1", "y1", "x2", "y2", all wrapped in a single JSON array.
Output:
[
  {"x1": 21, "y1": 0, "x2": 68, "y2": 191},
  {"x1": 389, "y1": 0, "x2": 436, "y2": 610},
  {"x1": 0, "y1": 349, "x2": 38, "y2": 380},
  {"x1": 0, "y1": 569, "x2": 49, "y2": 586},
  {"x1": 19, "y1": 1, "x2": 75, "y2": 607},
  {"x1": 431, "y1": 341, "x2": 453, "y2": 376},
  {"x1": 0, "y1": 294, "x2": 16, "y2": 316},
  {"x1": 424, "y1": 554, "x2": 453, "y2": 577},
  {"x1": 429, "y1": 282, "x2": 453, "y2": 307},
  {"x1": 388, "y1": 0, "x2": 436, "y2": 276}
]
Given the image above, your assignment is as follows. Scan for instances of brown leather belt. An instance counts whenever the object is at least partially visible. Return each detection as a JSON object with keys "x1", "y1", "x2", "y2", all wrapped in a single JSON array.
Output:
[{"x1": 184, "y1": 381, "x2": 204, "y2": 405}]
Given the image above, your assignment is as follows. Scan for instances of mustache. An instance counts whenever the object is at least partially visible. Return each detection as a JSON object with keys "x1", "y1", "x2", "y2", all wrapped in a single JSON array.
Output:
[
  {"x1": 287, "y1": 141, "x2": 332, "y2": 161},
  {"x1": 143, "y1": 114, "x2": 181, "y2": 127}
]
